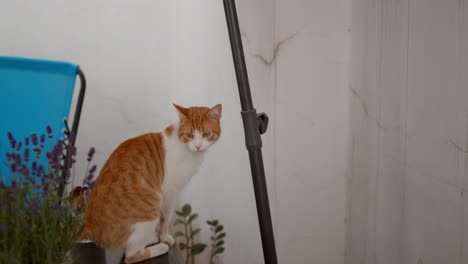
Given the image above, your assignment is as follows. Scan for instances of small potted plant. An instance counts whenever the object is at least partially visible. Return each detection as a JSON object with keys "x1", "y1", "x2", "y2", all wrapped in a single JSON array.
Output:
[{"x1": 173, "y1": 204, "x2": 226, "y2": 264}]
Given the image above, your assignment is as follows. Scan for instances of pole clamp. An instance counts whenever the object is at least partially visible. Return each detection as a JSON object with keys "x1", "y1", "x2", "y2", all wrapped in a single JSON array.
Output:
[{"x1": 241, "y1": 109, "x2": 269, "y2": 150}]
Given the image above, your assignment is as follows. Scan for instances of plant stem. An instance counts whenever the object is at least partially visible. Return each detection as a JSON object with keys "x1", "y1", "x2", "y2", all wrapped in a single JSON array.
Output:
[
  {"x1": 190, "y1": 223, "x2": 195, "y2": 264},
  {"x1": 210, "y1": 240, "x2": 215, "y2": 264},
  {"x1": 184, "y1": 216, "x2": 190, "y2": 264}
]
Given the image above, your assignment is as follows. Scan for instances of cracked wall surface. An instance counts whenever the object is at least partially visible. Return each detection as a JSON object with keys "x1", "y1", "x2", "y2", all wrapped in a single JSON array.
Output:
[
  {"x1": 274, "y1": 0, "x2": 350, "y2": 263},
  {"x1": 346, "y1": 0, "x2": 468, "y2": 264}
]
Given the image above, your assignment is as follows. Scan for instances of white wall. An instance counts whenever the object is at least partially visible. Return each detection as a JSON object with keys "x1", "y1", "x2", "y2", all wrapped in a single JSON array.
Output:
[
  {"x1": 347, "y1": 0, "x2": 468, "y2": 264},
  {"x1": 274, "y1": 0, "x2": 350, "y2": 263}
]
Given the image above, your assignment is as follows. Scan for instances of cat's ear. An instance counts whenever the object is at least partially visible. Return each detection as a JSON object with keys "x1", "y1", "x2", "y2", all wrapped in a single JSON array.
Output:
[
  {"x1": 173, "y1": 104, "x2": 189, "y2": 119},
  {"x1": 208, "y1": 104, "x2": 222, "y2": 121}
]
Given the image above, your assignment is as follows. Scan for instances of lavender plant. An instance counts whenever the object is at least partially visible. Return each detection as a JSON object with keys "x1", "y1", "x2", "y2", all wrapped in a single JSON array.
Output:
[{"x1": 0, "y1": 124, "x2": 97, "y2": 264}]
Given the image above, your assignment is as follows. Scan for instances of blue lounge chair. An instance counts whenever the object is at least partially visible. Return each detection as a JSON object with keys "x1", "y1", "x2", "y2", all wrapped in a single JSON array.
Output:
[{"x1": 0, "y1": 56, "x2": 86, "y2": 195}]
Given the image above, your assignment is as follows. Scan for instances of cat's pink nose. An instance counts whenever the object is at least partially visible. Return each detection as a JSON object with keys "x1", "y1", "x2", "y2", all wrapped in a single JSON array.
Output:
[{"x1": 195, "y1": 144, "x2": 202, "y2": 150}]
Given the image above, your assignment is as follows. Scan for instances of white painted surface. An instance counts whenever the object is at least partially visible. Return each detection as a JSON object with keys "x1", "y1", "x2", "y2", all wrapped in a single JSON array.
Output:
[
  {"x1": 347, "y1": 0, "x2": 468, "y2": 264},
  {"x1": 274, "y1": 0, "x2": 350, "y2": 263}
]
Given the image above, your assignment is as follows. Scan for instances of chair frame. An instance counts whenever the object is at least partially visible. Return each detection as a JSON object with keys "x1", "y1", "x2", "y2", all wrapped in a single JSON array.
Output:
[{"x1": 58, "y1": 66, "x2": 86, "y2": 199}]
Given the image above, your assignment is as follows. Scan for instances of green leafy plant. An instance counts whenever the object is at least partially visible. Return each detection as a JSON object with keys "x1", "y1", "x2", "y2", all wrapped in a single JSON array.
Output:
[
  {"x1": 206, "y1": 220, "x2": 226, "y2": 264},
  {"x1": 174, "y1": 204, "x2": 207, "y2": 264},
  {"x1": 173, "y1": 204, "x2": 227, "y2": 264},
  {"x1": 0, "y1": 124, "x2": 97, "y2": 264}
]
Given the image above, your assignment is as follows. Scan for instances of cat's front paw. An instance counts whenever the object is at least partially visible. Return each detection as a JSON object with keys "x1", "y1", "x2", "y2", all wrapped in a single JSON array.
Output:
[{"x1": 160, "y1": 234, "x2": 174, "y2": 246}]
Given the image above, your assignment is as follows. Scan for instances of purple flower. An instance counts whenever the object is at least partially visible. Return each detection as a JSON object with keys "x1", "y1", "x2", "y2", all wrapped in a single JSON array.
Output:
[
  {"x1": 46, "y1": 125, "x2": 53, "y2": 138},
  {"x1": 7, "y1": 132, "x2": 16, "y2": 148},
  {"x1": 10, "y1": 181, "x2": 18, "y2": 196},
  {"x1": 20, "y1": 165, "x2": 30, "y2": 178},
  {"x1": 41, "y1": 178, "x2": 49, "y2": 193},
  {"x1": 84, "y1": 165, "x2": 98, "y2": 189},
  {"x1": 29, "y1": 198, "x2": 40, "y2": 212},
  {"x1": 37, "y1": 165, "x2": 44, "y2": 177},
  {"x1": 24, "y1": 173, "x2": 34, "y2": 184},
  {"x1": 25, "y1": 137, "x2": 30, "y2": 146},
  {"x1": 0, "y1": 182, "x2": 4, "y2": 190},
  {"x1": 87, "y1": 147, "x2": 96, "y2": 162},
  {"x1": 32, "y1": 161, "x2": 37, "y2": 175},
  {"x1": 68, "y1": 131, "x2": 76, "y2": 144},
  {"x1": 40, "y1": 134, "x2": 45, "y2": 143},
  {"x1": 47, "y1": 139, "x2": 64, "y2": 172},
  {"x1": 54, "y1": 175, "x2": 62, "y2": 186},
  {"x1": 33, "y1": 147, "x2": 42, "y2": 159},
  {"x1": 24, "y1": 148, "x2": 30, "y2": 162},
  {"x1": 15, "y1": 142, "x2": 22, "y2": 151},
  {"x1": 10, "y1": 153, "x2": 21, "y2": 171},
  {"x1": 31, "y1": 133, "x2": 38, "y2": 145}
]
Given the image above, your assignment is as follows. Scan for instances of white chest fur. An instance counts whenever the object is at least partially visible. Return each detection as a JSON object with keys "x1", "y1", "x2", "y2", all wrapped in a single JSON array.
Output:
[{"x1": 161, "y1": 128, "x2": 204, "y2": 193}]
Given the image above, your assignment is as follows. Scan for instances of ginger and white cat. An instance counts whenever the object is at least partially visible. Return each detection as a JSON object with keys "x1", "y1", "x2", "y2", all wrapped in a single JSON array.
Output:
[{"x1": 80, "y1": 104, "x2": 222, "y2": 263}]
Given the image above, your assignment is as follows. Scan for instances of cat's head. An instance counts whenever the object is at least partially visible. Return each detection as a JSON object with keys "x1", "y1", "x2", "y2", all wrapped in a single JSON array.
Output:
[{"x1": 173, "y1": 104, "x2": 222, "y2": 152}]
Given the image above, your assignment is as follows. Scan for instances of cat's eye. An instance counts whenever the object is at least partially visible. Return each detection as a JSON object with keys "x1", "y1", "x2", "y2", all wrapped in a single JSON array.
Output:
[
  {"x1": 185, "y1": 132, "x2": 193, "y2": 138},
  {"x1": 202, "y1": 131, "x2": 211, "y2": 138}
]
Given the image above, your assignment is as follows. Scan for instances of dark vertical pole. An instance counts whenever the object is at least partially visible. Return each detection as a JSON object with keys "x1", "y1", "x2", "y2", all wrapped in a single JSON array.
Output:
[{"x1": 223, "y1": 1, "x2": 278, "y2": 263}]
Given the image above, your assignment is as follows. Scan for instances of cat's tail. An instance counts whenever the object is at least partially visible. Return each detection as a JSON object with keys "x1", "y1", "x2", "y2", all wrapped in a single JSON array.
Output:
[{"x1": 124, "y1": 243, "x2": 170, "y2": 264}]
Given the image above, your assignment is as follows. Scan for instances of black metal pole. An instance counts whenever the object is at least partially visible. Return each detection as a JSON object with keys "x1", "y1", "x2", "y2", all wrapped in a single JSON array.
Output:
[{"x1": 223, "y1": 1, "x2": 278, "y2": 263}]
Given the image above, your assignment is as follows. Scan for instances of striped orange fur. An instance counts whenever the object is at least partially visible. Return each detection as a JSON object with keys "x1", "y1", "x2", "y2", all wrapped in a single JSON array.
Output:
[{"x1": 80, "y1": 104, "x2": 222, "y2": 263}]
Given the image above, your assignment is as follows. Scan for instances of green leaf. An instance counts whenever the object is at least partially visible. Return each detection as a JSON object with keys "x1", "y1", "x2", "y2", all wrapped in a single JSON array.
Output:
[
  {"x1": 174, "y1": 232, "x2": 184, "y2": 238},
  {"x1": 173, "y1": 219, "x2": 184, "y2": 226},
  {"x1": 216, "y1": 232, "x2": 226, "y2": 240},
  {"x1": 214, "y1": 247, "x2": 225, "y2": 255},
  {"x1": 190, "y1": 243, "x2": 207, "y2": 255},
  {"x1": 215, "y1": 225, "x2": 223, "y2": 233},
  {"x1": 210, "y1": 236, "x2": 215, "y2": 241},
  {"x1": 213, "y1": 220, "x2": 219, "y2": 226},
  {"x1": 215, "y1": 240, "x2": 225, "y2": 247},
  {"x1": 179, "y1": 242, "x2": 188, "y2": 250},
  {"x1": 207, "y1": 220, "x2": 215, "y2": 226},
  {"x1": 175, "y1": 210, "x2": 185, "y2": 217},
  {"x1": 190, "y1": 228, "x2": 201, "y2": 238},
  {"x1": 182, "y1": 204, "x2": 192, "y2": 216},
  {"x1": 188, "y1": 213, "x2": 198, "y2": 224}
]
